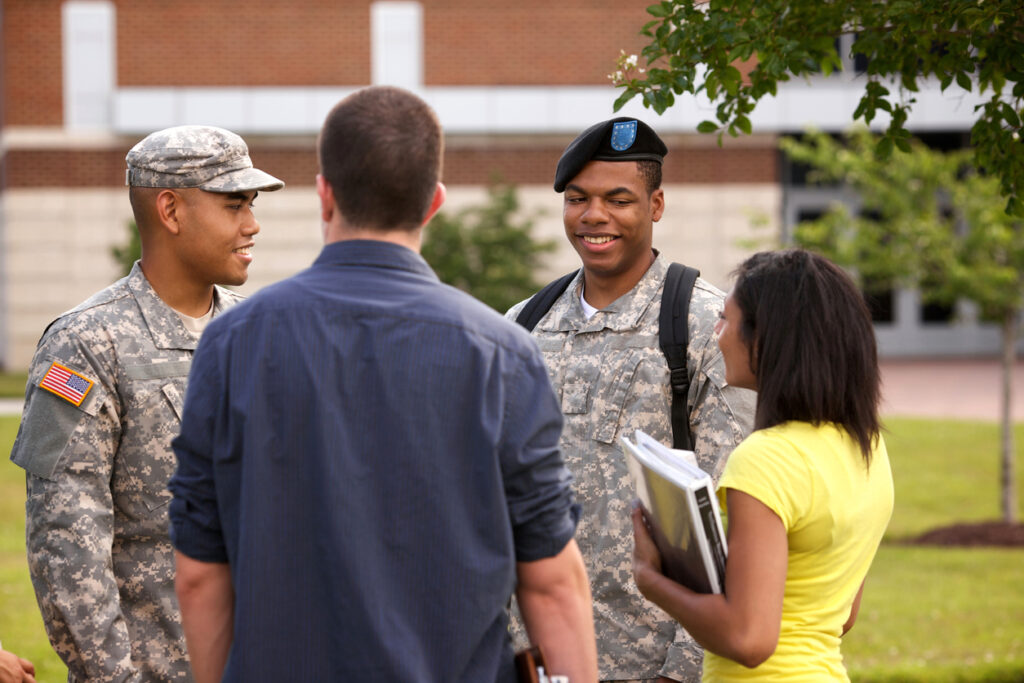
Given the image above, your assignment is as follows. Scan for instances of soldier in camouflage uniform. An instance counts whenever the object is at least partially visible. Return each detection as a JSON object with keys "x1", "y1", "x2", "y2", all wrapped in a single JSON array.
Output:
[
  {"x1": 9, "y1": 126, "x2": 283, "y2": 682},
  {"x1": 507, "y1": 118, "x2": 756, "y2": 682}
]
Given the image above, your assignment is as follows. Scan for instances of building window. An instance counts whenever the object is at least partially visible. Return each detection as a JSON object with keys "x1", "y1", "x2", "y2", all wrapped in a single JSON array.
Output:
[{"x1": 780, "y1": 131, "x2": 973, "y2": 344}]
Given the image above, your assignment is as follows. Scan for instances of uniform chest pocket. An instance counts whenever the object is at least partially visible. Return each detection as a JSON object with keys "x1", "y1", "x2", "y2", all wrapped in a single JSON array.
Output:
[
  {"x1": 560, "y1": 350, "x2": 644, "y2": 445},
  {"x1": 117, "y1": 362, "x2": 191, "y2": 514}
]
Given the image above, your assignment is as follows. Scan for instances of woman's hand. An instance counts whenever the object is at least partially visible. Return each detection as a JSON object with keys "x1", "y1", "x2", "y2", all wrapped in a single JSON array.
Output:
[{"x1": 631, "y1": 504, "x2": 663, "y2": 596}]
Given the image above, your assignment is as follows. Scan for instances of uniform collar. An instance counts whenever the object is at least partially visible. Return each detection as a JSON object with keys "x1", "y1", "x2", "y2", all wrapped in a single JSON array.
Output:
[
  {"x1": 542, "y1": 253, "x2": 668, "y2": 333},
  {"x1": 126, "y1": 262, "x2": 233, "y2": 351}
]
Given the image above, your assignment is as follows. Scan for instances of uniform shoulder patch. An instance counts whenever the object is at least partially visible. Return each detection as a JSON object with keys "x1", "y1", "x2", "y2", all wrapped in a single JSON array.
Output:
[{"x1": 39, "y1": 361, "x2": 95, "y2": 406}]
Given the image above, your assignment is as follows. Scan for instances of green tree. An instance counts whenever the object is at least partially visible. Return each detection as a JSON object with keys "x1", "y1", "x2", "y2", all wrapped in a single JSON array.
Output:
[
  {"x1": 111, "y1": 220, "x2": 141, "y2": 277},
  {"x1": 421, "y1": 183, "x2": 556, "y2": 313},
  {"x1": 782, "y1": 128, "x2": 1023, "y2": 524},
  {"x1": 611, "y1": 0, "x2": 1024, "y2": 216}
]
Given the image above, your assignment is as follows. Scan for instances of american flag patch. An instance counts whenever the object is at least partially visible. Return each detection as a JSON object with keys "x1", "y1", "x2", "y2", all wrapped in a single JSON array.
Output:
[{"x1": 39, "y1": 362, "x2": 94, "y2": 406}]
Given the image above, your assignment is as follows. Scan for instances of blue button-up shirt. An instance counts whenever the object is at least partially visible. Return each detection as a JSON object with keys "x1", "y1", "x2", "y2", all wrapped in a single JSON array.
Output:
[{"x1": 169, "y1": 240, "x2": 578, "y2": 682}]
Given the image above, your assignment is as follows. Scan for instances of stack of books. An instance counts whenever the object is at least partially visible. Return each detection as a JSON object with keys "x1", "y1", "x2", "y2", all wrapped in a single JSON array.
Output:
[{"x1": 619, "y1": 429, "x2": 728, "y2": 594}]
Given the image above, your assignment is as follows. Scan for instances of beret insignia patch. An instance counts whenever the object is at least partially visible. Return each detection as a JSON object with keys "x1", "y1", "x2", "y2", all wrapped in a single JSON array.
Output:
[{"x1": 610, "y1": 120, "x2": 638, "y2": 151}]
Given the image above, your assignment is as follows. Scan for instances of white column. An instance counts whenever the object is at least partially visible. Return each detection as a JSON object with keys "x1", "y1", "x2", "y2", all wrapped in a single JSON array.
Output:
[
  {"x1": 371, "y1": 2, "x2": 423, "y2": 91},
  {"x1": 63, "y1": 1, "x2": 116, "y2": 129}
]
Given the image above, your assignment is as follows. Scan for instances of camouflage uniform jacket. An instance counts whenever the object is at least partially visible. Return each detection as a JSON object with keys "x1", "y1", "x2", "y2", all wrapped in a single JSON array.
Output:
[
  {"x1": 10, "y1": 262, "x2": 243, "y2": 683},
  {"x1": 506, "y1": 254, "x2": 755, "y2": 682}
]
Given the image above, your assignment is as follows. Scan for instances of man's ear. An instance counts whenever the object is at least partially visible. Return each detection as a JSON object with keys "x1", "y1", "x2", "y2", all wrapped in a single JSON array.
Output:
[
  {"x1": 154, "y1": 189, "x2": 183, "y2": 235},
  {"x1": 316, "y1": 174, "x2": 336, "y2": 224},
  {"x1": 421, "y1": 182, "x2": 447, "y2": 226},
  {"x1": 649, "y1": 187, "x2": 665, "y2": 223}
]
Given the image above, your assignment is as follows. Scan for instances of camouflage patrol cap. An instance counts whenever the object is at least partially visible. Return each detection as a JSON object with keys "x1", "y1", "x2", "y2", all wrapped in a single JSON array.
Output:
[
  {"x1": 554, "y1": 117, "x2": 667, "y2": 192},
  {"x1": 126, "y1": 125, "x2": 285, "y2": 192}
]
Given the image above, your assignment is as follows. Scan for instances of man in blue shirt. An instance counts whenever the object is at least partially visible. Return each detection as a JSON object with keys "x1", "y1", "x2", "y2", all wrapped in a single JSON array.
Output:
[{"x1": 168, "y1": 86, "x2": 598, "y2": 683}]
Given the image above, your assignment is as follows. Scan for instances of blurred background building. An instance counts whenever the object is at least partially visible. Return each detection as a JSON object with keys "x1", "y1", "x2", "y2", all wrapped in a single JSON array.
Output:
[{"x1": 0, "y1": 0, "x2": 998, "y2": 370}]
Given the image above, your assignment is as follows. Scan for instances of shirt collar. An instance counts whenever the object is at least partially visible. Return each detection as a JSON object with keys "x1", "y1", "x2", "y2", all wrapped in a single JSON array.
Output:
[{"x1": 313, "y1": 239, "x2": 439, "y2": 282}]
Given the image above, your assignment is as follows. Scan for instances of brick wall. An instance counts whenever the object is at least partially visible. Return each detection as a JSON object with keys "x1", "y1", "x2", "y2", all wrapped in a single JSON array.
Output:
[
  {"x1": 5, "y1": 149, "x2": 127, "y2": 187},
  {"x1": 3, "y1": 138, "x2": 778, "y2": 189},
  {"x1": 445, "y1": 140, "x2": 779, "y2": 185},
  {"x1": 2, "y1": 0, "x2": 659, "y2": 125},
  {"x1": 663, "y1": 144, "x2": 779, "y2": 184},
  {"x1": 2, "y1": 144, "x2": 321, "y2": 189},
  {"x1": 424, "y1": 0, "x2": 653, "y2": 85},
  {"x1": 118, "y1": 0, "x2": 655, "y2": 87},
  {"x1": 116, "y1": 1, "x2": 371, "y2": 86},
  {"x1": 0, "y1": 0, "x2": 785, "y2": 371},
  {"x1": 2, "y1": 0, "x2": 64, "y2": 126}
]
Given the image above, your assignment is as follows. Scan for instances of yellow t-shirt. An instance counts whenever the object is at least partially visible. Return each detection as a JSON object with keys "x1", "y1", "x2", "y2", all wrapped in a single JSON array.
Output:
[{"x1": 704, "y1": 421, "x2": 894, "y2": 682}]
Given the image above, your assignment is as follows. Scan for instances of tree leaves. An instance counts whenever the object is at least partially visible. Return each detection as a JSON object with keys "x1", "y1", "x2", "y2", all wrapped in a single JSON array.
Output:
[
  {"x1": 612, "y1": 0, "x2": 1024, "y2": 217},
  {"x1": 784, "y1": 128, "x2": 1024, "y2": 321},
  {"x1": 420, "y1": 183, "x2": 556, "y2": 313}
]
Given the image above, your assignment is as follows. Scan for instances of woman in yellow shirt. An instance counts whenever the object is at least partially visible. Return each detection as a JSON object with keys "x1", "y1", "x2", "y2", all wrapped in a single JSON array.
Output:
[{"x1": 632, "y1": 249, "x2": 894, "y2": 681}]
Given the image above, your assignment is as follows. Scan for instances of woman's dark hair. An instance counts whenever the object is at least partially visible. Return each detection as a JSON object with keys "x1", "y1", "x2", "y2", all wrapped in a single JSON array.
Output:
[{"x1": 732, "y1": 249, "x2": 881, "y2": 464}]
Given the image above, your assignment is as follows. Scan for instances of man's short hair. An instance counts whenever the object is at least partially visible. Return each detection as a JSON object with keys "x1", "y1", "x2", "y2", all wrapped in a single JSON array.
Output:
[
  {"x1": 318, "y1": 86, "x2": 443, "y2": 231},
  {"x1": 636, "y1": 160, "x2": 662, "y2": 195}
]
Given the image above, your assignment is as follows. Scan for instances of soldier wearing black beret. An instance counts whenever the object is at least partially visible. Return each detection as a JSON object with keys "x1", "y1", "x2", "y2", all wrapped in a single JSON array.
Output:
[
  {"x1": 553, "y1": 116, "x2": 668, "y2": 192},
  {"x1": 507, "y1": 118, "x2": 756, "y2": 682}
]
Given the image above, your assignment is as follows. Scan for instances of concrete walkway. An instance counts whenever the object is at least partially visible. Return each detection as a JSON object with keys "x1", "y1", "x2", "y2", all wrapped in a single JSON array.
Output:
[
  {"x1": 879, "y1": 358, "x2": 1024, "y2": 422},
  {"x1": 2, "y1": 358, "x2": 1020, "y2": 421},
  {"x1": 0, "y1": 397, "x2": 22, "y2": 416}
]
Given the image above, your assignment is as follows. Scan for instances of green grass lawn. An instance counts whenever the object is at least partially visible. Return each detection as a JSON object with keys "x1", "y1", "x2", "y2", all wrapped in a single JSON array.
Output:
[
  {"x1": 844, "y1": 546, "x2": 1024, "y2": 681},
  {"x1": 842, "y1": 417, "x2": 1024, "y2": 681},
  {"x1": 882, "y1": 418, "x2": 1024, "y2": 539},
  {"x1": 0, "y1": 414, "x2": 1022, "y2": 681},
  {"x1": 0, "y1": 371, "x2": 27, "y2": 399},
  {"x1": 1, "y1": 418, "x2": 65, "y2": 681}
]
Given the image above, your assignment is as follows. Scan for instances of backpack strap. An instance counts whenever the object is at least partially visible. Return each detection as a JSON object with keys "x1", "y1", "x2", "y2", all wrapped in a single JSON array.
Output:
[
  {"x1": 518, "y1": 264, "x2": 700, "y2": 451},
  {"x1": 515, "y1": 270, "x2": 579, "y2": 332},
  {"x1": 659, "y1": 263, "x2": 701, "y2": 450}
]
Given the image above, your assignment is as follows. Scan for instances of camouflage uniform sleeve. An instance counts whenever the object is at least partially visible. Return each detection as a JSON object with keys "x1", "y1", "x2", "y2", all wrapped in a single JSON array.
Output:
[
  {"x1": 660, "y1": 625, "x2": 703, "y2": 681},
  {"x1": 12, "y1": 327, "x2": 141, "y2": 682}
]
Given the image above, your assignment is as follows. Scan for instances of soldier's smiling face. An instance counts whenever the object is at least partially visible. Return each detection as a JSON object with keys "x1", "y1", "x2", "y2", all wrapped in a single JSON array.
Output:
[
  {"x1": 175, "y1": 188, "x2": 261, "y2": 287},
  {"x1": 562, "y1": 160, "x2": 664, "y2": 289}
]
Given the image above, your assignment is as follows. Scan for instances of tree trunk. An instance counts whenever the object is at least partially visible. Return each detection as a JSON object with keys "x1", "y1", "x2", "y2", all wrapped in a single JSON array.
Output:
[{"x1": 1001, "y1": 311, "x2": 1018, "y2": 524}]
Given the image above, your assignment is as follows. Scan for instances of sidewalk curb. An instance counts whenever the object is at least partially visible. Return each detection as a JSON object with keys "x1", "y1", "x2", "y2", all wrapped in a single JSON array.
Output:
[{"x1": 0, "y1": 399, "x2": 24, "y2": 417}]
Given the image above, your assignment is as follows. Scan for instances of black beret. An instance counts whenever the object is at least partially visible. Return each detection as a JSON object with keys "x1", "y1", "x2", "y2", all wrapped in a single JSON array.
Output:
[{"x1": 553, "y1": 117, "x2": 668, "y2": 192}]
